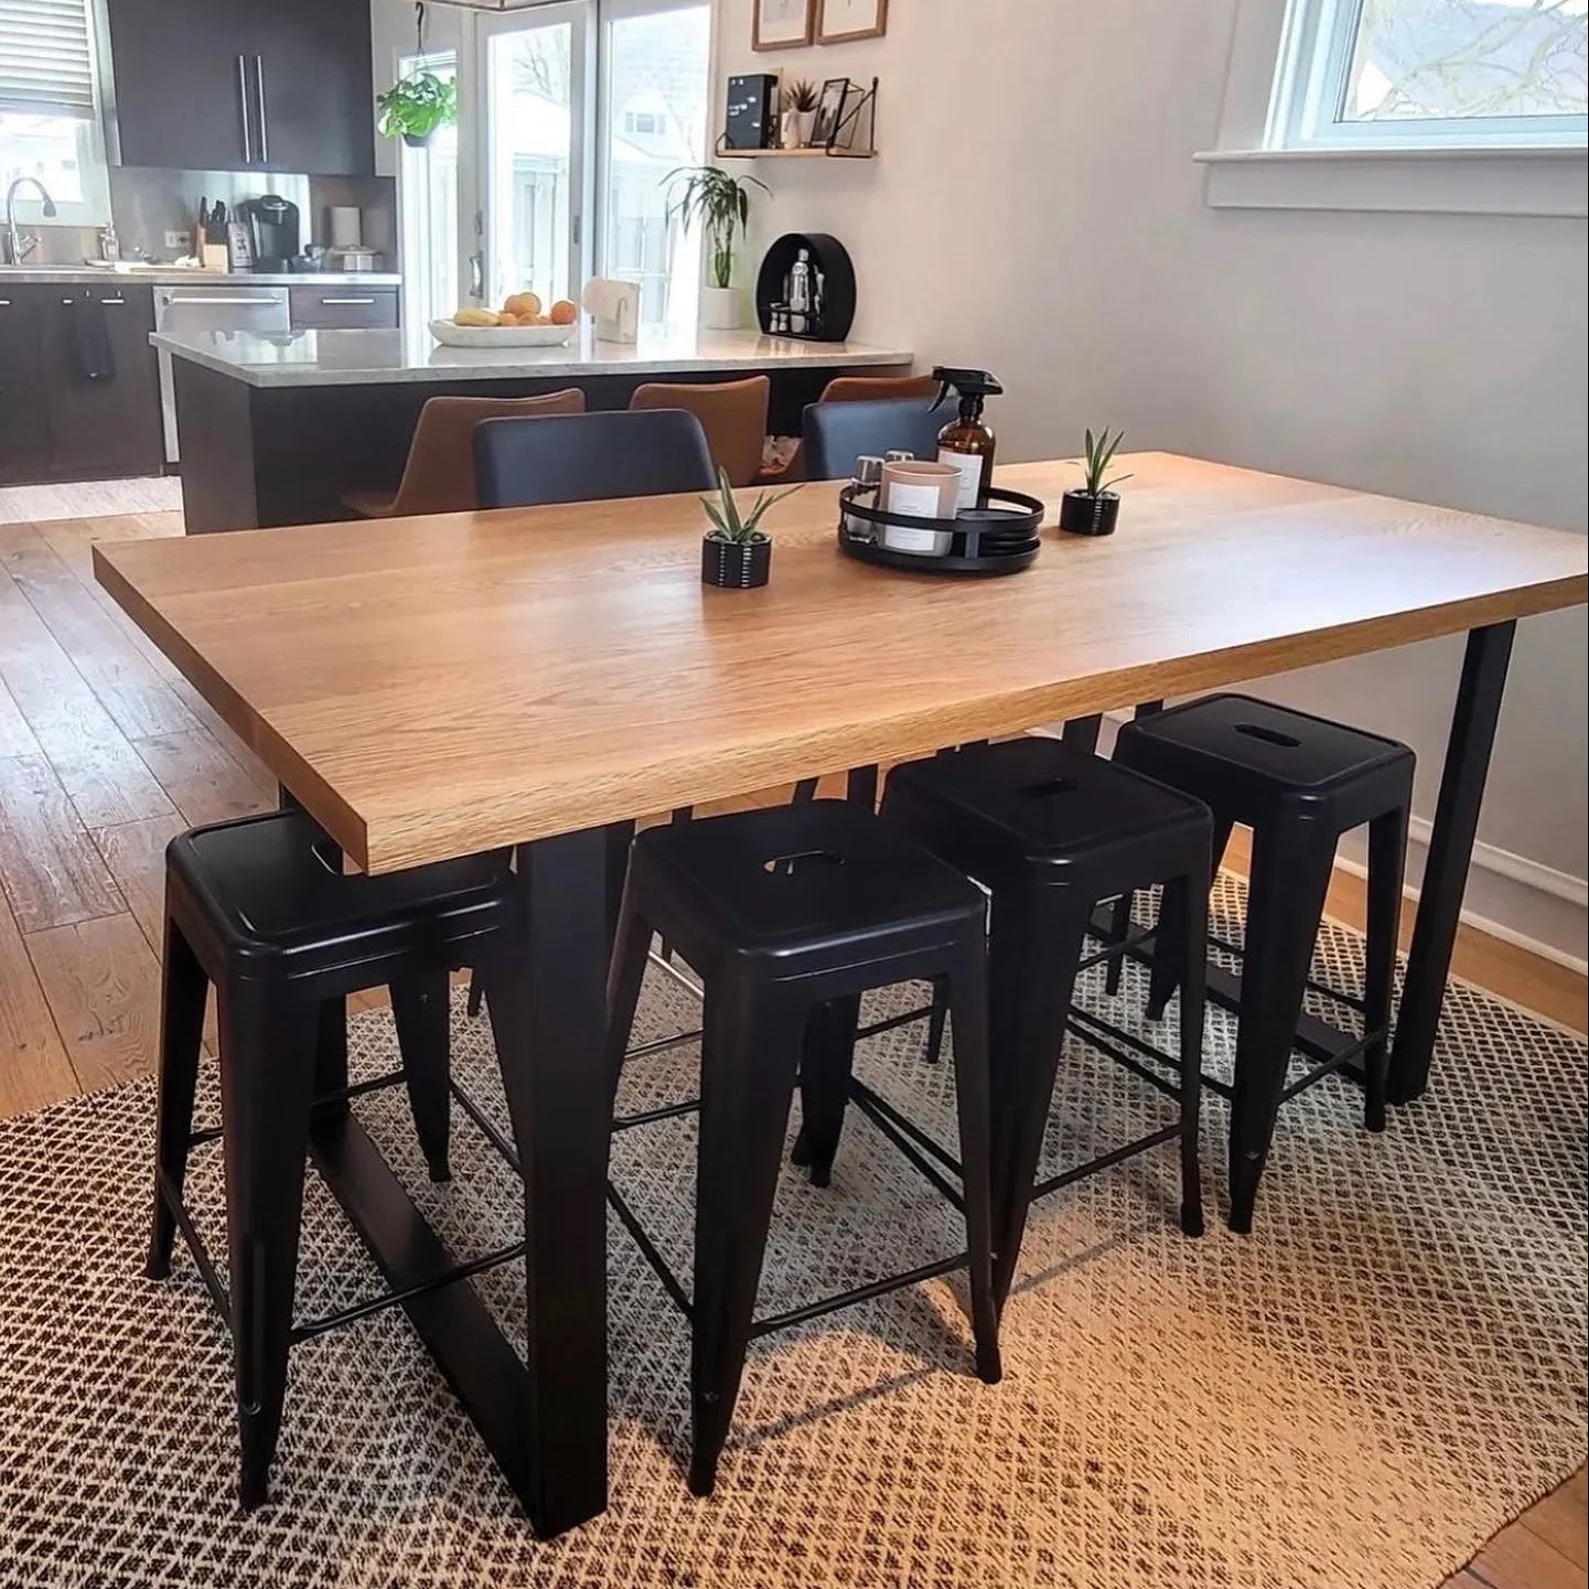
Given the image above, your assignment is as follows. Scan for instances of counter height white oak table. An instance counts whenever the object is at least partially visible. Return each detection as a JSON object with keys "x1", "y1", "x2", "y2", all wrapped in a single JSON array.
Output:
[
  {"x1": 153, "y1": 324, "x2": 913, "y2": 533},
  {"x1": 94, "y1": 453, "x2": 1587, "y2": 1538}
]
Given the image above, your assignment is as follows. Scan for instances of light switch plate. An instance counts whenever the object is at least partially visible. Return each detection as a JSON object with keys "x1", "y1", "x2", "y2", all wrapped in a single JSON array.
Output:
[{"x1": 164, "y1": 230, "x2": 191, "y2": 250}]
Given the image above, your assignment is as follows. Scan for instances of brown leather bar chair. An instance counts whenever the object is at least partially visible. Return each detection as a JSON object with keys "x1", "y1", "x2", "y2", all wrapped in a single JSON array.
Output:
[
  {"x1": 343, "y1": 389, "x2": 587, "y2": 519},
  {"x1": 629, "y1": 375, "x2": 770, "y2": 488},
  {"x1": 770, "y1": 373, "x2": 940, "y2": 483}
]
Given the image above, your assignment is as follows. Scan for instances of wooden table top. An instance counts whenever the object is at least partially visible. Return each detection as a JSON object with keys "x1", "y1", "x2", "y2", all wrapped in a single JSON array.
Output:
[{"x1": 94, "y1": 453, "x2": 1587, "y2": 875}]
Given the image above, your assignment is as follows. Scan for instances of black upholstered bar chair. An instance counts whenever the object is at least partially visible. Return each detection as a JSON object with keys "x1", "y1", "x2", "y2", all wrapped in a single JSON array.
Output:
[
  {"x1": 802, "y1": 396, "x2": 948, "y2": 481},
  {"x1": 473, "y1": 407, "x2": 717, "y2": 508},
  {"x1": 1111, "y1": 694, "x2": 1414, "y2": 1232},
  {"x1": 146, "y1": 808, "x2": 513, "y2": 1508},
  {"x1": 604, "y1": 800, "x2": 1002, "y2": 1496}
]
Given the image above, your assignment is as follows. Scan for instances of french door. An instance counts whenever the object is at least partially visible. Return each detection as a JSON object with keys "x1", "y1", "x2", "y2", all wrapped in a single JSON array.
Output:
[
  {"x1": 473, "y1": 1, "x2": 594, "y2": 312},
  {"x1": 394, "y1": 0, "x2": 712, "y2": 327}
]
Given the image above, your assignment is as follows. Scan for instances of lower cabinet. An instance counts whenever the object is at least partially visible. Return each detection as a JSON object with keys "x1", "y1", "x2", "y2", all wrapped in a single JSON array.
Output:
[
  {"x1": 289, "y1": 285, "x2": 399, "y2": 329},
  {"x1": 0, "y1": 283, "x2": 165, "y2": 484},
  {"x1": 0, "y1": 290, "x2": 53, "y2": 483}
]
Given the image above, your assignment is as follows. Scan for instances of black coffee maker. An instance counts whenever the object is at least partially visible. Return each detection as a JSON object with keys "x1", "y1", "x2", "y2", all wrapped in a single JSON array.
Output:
[{"x1": 238, "y1": 195, "x2": 300, "y2": 273}]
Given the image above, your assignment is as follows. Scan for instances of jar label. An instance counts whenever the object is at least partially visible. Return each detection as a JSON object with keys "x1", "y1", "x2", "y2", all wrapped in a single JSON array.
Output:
[{"x1": 938, "y1": 448, "x2": 983, "y2": 510}]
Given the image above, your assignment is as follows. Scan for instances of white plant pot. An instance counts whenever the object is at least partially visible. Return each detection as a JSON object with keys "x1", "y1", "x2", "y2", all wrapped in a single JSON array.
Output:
[
  {"x1": 779, "y1": 110, "x2": 803, "y2": 149},
  {"x1": 700, "y1": 286, "x2": 743, "y2": 331},
  {"x1": 795, "y1": 109, "x2": 817, "y2": 147}
]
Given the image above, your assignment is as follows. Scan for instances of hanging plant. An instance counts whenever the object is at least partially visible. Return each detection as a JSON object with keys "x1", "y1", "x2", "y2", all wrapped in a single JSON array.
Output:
[
  {"x1": 377, "y1": 5, "x2": 457, "y2": 149},
  {"x1": 377, "y1": 71, "x2": 457, "y2": 149}
]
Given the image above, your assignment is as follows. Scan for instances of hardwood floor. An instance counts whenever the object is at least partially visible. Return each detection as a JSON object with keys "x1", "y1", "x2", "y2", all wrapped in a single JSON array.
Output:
[{"x1": 0, "y1": 508, "x2": 1582, "y2": 1587}]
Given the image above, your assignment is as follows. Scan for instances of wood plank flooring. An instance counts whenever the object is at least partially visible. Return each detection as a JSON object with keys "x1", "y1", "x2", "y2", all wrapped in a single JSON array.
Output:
[{"x1": 0, "y1": 508, "x2": 1582, "y2": 1588}]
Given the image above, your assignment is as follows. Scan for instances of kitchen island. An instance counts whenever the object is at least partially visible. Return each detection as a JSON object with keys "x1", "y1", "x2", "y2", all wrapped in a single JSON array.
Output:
[{"x1": 154, "y1": 324, "x2": 914, "y2": 531}]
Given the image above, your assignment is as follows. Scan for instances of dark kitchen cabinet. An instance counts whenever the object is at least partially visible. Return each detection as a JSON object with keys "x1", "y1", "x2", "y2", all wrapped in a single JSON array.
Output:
[
  {"x1": 42, "y1": 285, "x2": 165, "y2": 479},
  {"x1": 288, "y1": 285, "x2": 400, "y2": 330},
  {"x1": 2, "y1": 283, "x2": 166, "y2": 484},
  {"x1": 105, "y1": 0, "x2": 374, "y2": 178},
  {"x1": 0, "y1": 289, "x2": 54, "y2": 484}
]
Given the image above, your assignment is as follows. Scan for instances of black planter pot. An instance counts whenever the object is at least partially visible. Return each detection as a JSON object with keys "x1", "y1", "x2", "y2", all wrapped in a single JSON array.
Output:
[
  {"x1": 701, "y1": 533, "x2": 772, "y2": 589},
  {"x1": 1058, "y1": 489, "x2": 1120, "y2": 537},
  {"x1": 401, "y1": 131, "x2": 434, "y2": 149}
]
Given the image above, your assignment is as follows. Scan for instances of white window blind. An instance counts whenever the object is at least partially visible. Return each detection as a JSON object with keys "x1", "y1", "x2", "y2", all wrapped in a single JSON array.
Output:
[{"x1": 0, "y1": 0, "x2": 97, "y2": 119}]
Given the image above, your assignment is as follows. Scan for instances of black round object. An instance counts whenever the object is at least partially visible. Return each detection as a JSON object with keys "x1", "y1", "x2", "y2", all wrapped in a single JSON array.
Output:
[
  {"x1": 836, "y1": 486, "x2": 1045, "y2": 576},
  {"x1": 702, "y1": 533, "x2": 772, "y2": 589},
  {"x1": 756, "y1": 233, "x2": 856, "y2": 342},
  {"x1": 1058, "y1": 489, "x2": 1120, "y2": 536}
]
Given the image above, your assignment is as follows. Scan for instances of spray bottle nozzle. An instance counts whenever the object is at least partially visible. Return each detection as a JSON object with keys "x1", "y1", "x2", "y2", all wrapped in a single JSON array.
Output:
[{"x1": 930, "y1": 365, "x2": 1005, "y2": 413}]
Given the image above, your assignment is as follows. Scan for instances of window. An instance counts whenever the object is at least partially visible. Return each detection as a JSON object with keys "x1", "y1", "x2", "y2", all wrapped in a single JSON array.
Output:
[
  {"x1": 392, "y1": 0, "x2": 712, "y2": 327},
  {"x1": 1271, "y1": 0, "x2": 1589, "y2": 149},
  {"x1": 0, "y1": 0, "x2": 110, "y2": 226},
  {"x1": 599, "y1": 0, "x2": 711, "y2": 331},
  {"x1": 397, "y1": 50, "x2": 459, "y2": 331}
]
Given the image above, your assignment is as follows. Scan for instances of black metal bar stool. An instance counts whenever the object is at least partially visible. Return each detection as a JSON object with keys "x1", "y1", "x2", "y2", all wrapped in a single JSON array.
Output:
[
  {"x1": 603, "y1": 799, "x2": 1002, "y2": 1497},
  {"x1": 877, "y1": 737, "x2": 1213, "y2": 1307},
  {"x1": 146, "y1": 808, "x2": 512, "y2": 1508},
  {"x1": 1111, "y1": 694, "x2": 1414, "y2": 1232}
]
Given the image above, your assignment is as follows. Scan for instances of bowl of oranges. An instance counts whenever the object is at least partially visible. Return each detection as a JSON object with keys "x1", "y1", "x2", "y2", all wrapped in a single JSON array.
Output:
[{"x1": 429, "y1": 292, "x2": 580, "y2": 348}]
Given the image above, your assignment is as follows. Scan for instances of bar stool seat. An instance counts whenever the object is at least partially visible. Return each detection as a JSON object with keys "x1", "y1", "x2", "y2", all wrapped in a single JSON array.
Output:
[
  {"x1": 1112, "y1": 694, "x2": 1414, "y2": 1232},
  {"x1": 880, "y1": 737, "x2": 1213, "y2": 1305},
  {"x1": 604, "y1": 800, "x2": 1002, "y2": 1497},
  {"x1": 147, "y1": 809, "x2": 512, "y2": 1509}
]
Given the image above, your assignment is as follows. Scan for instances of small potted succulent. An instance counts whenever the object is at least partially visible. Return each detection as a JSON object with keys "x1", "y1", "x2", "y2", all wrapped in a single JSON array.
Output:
[
  {"x1": 700, "y1": 468, "x2": 797, "y2": 589},
  {"x1": 1059, "y1": 427, "x2": 1132, "y2": 536},
  {"x1": 665, "y1": 165, "x2": 768, "y2": 330},
  {"x1": 376, "y1": 70, "x2": 457, "y2": 149},
  {"x1": 780, "y1": 79, "x2": 820, "y2": 148}
]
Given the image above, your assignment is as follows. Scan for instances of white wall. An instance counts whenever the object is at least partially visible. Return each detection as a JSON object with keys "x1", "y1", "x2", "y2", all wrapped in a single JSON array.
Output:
[{"x1": 717, "y1": 0, "x2": 1588, "y2": 962}]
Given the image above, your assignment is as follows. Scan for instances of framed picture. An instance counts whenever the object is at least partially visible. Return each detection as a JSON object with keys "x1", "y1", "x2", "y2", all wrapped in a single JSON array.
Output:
[
  {"x1": 817, "y1": 0, "x2": 888, "y2": 44},
  {"x1": 752, "y1": 0, "x2": 814, "y2": 50},
  {"x1": 811, "y1": 77, "x2": 852, "y2": 147}
]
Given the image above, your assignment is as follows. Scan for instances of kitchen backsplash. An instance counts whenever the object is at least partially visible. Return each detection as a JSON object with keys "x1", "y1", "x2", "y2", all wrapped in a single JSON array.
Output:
[{"x1": 20, "y1": 168, "x2": 397, "y2": 268}]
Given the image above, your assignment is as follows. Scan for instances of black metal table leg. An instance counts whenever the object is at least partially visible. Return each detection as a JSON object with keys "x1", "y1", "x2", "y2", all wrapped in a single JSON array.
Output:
[
  {"x1": 1387, "y1": 621, "x2": 1516, "y2": 1104},
  {"x1": 476, "y1": 823, "x2": 619, "y2": 1536}
]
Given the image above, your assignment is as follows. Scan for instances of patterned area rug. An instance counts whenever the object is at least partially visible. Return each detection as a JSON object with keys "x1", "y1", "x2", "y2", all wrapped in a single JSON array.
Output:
[{"x1": 1, "y1": 877, "x2": 1584, "y2": 1589}]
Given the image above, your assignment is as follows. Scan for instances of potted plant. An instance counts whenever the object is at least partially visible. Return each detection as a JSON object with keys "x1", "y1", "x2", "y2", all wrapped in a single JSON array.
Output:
[
  {"x1": 780, "y1": 79, "x2": 820, "y2": 148},
  {"x1": 1059, "y1": 427, "x2": 1132, "y2": 536},
  {"x1": 376, "y1": 70, "x2": 457, "y2": 149},
  {"x1": 666, "y1": 166, "x2": 769, "y2": 331},
  {"x1": 700, "y1": 467, "x2": 798, "y2": 589}
]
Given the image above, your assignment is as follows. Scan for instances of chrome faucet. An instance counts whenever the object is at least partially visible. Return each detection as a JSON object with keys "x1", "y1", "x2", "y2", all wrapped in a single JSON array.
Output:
[{"x1": 4, "y1": 177, "x2": 59, "y2": 266}]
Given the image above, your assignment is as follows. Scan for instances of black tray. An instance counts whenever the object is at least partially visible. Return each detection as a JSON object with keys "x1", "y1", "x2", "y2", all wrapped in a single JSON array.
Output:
[{"x1": 836, "y1": 485, "x2": 1045, "y2": 576}]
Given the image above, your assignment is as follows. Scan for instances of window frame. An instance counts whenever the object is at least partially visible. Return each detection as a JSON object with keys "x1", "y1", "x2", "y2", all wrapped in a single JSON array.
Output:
[
  {"x1": 1197, "y1": 0, "x2": 1589, "y2": 214},
  {"x1": 1271, "y1": 0, "x2": 1589, "y2": 153}
]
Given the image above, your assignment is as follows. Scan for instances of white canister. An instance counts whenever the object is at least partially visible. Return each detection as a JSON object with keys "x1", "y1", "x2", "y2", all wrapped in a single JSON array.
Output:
[
  {"x1": 879, "y1": 460, "x2": 960, "y2": 556},
  {"x1": 328, "y1": 206, "x2": 363, "y2": 249}
]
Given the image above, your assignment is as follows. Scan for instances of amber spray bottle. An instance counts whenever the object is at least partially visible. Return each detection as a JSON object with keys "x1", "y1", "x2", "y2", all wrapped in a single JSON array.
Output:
[{"x1": 931, "y1": 366, "x2": 1004, "y2": 511}]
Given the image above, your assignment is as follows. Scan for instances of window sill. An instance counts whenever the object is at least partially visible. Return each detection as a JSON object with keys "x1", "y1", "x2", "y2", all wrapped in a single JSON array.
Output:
[{"x1": 1193, "y1": 145, "x2": 1588, "y2": 218}]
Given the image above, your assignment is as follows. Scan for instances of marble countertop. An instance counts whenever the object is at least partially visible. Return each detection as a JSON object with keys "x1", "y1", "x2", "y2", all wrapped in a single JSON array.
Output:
[
  {"x1": 0, "y1": 266, "x2": 401, "y2": 287},
  {"x1": 148, "y1": 325, "x2": 914, "y2": 388}
]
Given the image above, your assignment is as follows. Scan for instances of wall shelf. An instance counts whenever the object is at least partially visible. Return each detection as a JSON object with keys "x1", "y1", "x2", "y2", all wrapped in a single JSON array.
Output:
[
  {"x1": 716, "y1": 77, "x2": 879, "y2": 162},
  {"x1": 717, "y1": 146, "x2": 877, "y2": 160}
]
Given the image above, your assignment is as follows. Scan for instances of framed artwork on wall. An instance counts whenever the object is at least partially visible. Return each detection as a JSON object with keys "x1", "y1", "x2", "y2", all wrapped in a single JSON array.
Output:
[
  {"x1": 753, "y1": 0, "x2": 814, "y2": 50},
  {"x1": 817, "y1": 0, "x2": 888, "y2": 45}
]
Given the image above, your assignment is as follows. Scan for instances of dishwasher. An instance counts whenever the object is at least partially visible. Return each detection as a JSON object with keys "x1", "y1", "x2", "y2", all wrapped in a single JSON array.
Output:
[{"x1": 153, "y1": 283, "x2": 290, "y2": 463}]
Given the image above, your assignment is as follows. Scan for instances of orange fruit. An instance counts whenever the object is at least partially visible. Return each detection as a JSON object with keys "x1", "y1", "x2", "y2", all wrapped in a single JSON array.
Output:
[
  {"x1": 549, "y1": 299, "x2": 578, "y2": 326},
  {"x1": 503, "y1": 292, "x2": 542, "y2": 319}
]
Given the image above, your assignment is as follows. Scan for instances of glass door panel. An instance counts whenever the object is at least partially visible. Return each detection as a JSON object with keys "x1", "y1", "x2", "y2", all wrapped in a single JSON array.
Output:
[
  {"x1": 397, "y1": 49, "x2": 460, "y2": 328},
  {"x1": 598, "y1": 0, "x2": 712, "y2": 333},
  {"x1": 478, "y1": 3, "x2": 592, "y2": 313}
]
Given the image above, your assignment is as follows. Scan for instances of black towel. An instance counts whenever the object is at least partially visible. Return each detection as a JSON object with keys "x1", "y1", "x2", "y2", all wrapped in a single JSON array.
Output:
[{"x1": 71, "y1": 296, "x2": 116, "y2": 383}]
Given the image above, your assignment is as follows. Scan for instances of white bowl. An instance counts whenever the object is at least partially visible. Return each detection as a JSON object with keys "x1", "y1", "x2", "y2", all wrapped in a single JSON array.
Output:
[{"x1": 428, "y1": 319, "x2": 576, "y2": 348}]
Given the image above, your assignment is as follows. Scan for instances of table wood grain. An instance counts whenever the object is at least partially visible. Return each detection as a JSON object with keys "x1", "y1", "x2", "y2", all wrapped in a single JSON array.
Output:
[{"x1": 94, "y1": 453, "x2": 1587, "y2": 875}]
